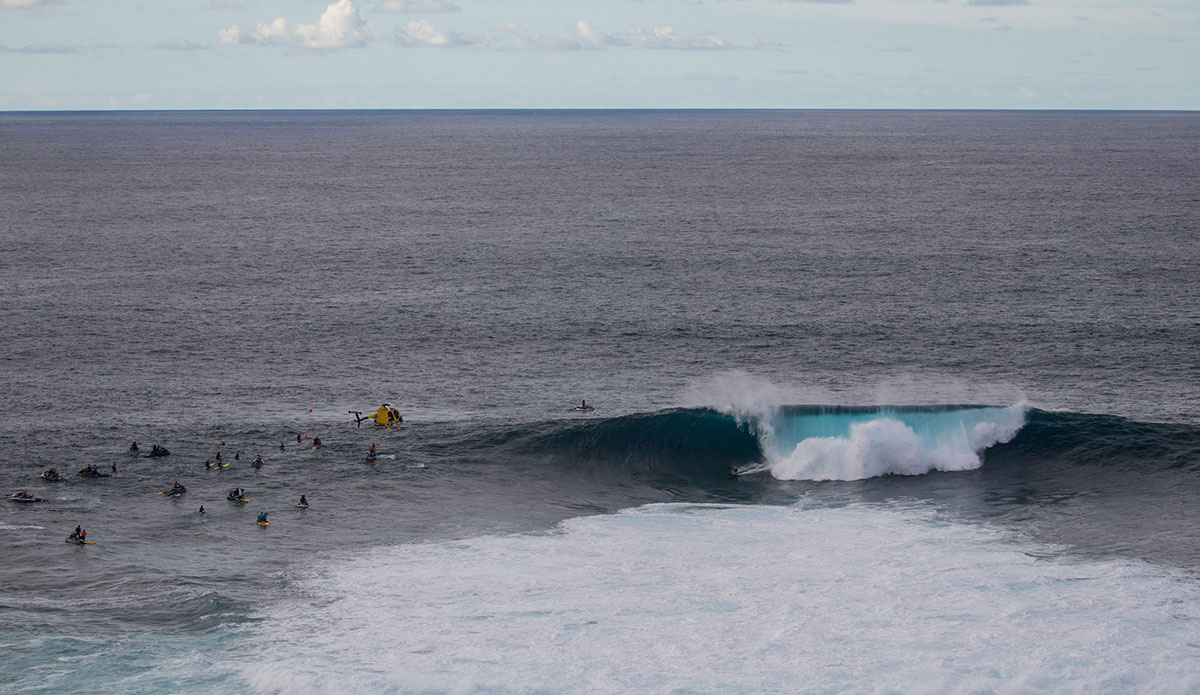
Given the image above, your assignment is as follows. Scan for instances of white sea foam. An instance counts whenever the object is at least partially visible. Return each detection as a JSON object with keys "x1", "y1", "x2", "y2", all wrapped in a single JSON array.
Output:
[
  {"x1": 0, "y1": 521, "x2": 46, "y2": 531},
  {"x1": 681, "y1": 370, "x2": 1028, "y2": 481},
  {"x1": 768, "y1": 405, "x2": 1027, "y2": 481},
  {"x1": 242, "y1": 502, "x2": 1200, "y2": 695}
]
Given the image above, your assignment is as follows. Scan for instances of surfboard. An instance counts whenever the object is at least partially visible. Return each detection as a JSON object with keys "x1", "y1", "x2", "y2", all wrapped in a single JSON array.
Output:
[{"x1": 257, "y1": 520, "x2": 270, "y2": 527}]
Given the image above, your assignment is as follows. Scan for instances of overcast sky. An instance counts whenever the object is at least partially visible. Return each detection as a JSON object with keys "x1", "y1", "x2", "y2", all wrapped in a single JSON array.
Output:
[{"x1": 1, "y1": 0, "x2": 1196, "y2": 110}]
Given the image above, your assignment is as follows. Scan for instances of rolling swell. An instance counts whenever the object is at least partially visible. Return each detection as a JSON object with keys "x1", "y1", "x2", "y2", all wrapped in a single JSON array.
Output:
[
  {"x1": 465, "y1": 406, "x2": 1200, "y2": 484},
  {"x1": 987, "y1": 408, "x2": 1200, "y2": 472},
  {"x1": 471, "y1": 408, "x2": 763, "y2": 480}
]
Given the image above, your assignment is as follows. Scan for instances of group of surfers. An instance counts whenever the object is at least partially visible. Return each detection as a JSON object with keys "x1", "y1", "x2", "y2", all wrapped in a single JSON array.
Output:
[
  {"x1": 50, "y1": 430, "x2": 400, "y2": 545},
  {"x1": 204, "y1": 451, "x2": 264, "y2": 469}
]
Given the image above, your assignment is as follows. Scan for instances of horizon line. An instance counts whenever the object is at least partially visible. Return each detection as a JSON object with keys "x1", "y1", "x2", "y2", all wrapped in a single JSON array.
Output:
[{"x1": 3, "y1": 107, "x2": 1198, "y2": 115}]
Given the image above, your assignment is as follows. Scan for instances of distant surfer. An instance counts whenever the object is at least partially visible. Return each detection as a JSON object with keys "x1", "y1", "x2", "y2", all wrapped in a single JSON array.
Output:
[
  {"x1": 199, "y1": 505, "x2": 205, "y2": 514},
  {"x1": 257, "y1": 511, "x2": 269, "y2": 525},
  {"x1": 111, "y1": 462, "x2": 117, "y2": 474},
  {"x1": 129, "y1": 441, "x2": 139, "y2": 455},
  {"x1": 298, "y1": 495, "x2": 308, "y2": 509},
  {"x1": 280, "y1": 442, "x2": 285, "y2": 451}
]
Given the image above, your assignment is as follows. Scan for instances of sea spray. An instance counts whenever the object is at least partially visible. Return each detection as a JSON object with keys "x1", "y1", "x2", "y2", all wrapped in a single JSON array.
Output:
[
  {"x1": 765, "y1": 405, "x2": 1028, "y2": 481},
  {"x1": 681, "y1": 372, "x2": 1028, "y2": 481}
]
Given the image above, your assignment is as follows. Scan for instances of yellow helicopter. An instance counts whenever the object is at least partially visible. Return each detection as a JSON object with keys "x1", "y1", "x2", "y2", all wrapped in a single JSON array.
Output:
[{"x1": 350, "y1": 403, "x2": 404, "y2": 431}]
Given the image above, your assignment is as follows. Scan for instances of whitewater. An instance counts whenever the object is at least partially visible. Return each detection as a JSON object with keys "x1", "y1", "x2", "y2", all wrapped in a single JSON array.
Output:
[{"x1": 237, "y1": 501, "x2": 1200, "y2": 695}]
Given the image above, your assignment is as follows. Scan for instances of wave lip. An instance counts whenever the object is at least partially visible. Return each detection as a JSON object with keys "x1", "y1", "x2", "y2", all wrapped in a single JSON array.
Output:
[{"x1": 764, "y1": 404, "x2": 1028, "y2": 481}]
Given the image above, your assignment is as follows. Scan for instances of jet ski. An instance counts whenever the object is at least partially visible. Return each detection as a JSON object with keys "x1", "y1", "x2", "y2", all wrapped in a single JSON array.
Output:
[
  {"x1": 164, "y1": 484, "x2": 186, "y2": 497},
  {"x1": 65, "y1": 535, "x2": 95, "y2": 545},
  {"x1": 146, "y1": 445, "x2": 171, "y2": 458},
  {"x1": 77, "y1": 467, "x2": 110, "y2": 478},
  {"x1": 41, "y1": 469, "x2": 63, "y2": 482},
  {"x1": 9, "y1": 491, "x2": 43, "y2": 503},
  {"x1": 226, "y1": 489, "x2": 251, "y2": 503}
]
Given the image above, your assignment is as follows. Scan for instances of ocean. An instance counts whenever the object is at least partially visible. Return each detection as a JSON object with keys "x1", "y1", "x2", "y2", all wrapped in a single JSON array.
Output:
[{"x1": 1, "y1": 109, "x2": 1199, "y2": 694}]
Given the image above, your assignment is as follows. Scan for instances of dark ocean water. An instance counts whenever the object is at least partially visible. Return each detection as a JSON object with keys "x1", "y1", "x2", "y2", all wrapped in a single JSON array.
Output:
[{"x1": 2, "y1": 110, "x2": 1199, "y2": 694}]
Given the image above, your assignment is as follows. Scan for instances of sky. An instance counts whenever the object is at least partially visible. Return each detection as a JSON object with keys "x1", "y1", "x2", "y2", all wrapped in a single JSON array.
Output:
[{"x1": 0, "y1": 0, "x2": 1196, "y2": 110}]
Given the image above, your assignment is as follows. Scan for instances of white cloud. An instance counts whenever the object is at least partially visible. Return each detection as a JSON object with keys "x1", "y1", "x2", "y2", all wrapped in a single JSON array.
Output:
[
  {"x1": 626, "y1": 26, "x2": 732, "y2": 50},
  {"x1": 1, "y1": 0, "x2": 52, "y2": 8},
  {"x1": 491, "y1": 21, "x2": 586, "y2": 51},
  {"x1": 576, "y1": 19, "x2": 618, "y2": 48},
  {"x1": 154, "y1": 39, "x2": 211, "y2": 51},
  {"x1": 395, "y1": 19, "x2": 476, "y2": 47},
  {"x1": 1, "y1": 39, "x2": 115, "y2": 53},
  {"x1": 394, "y1": 18, "x2": 738, "y2": 52},
  {"x1": 219, "y1": 0, "x2": 372, "y2": 51},
  {"x1": 377, "y1": 0, "x2": 460, "y2": 13}
]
